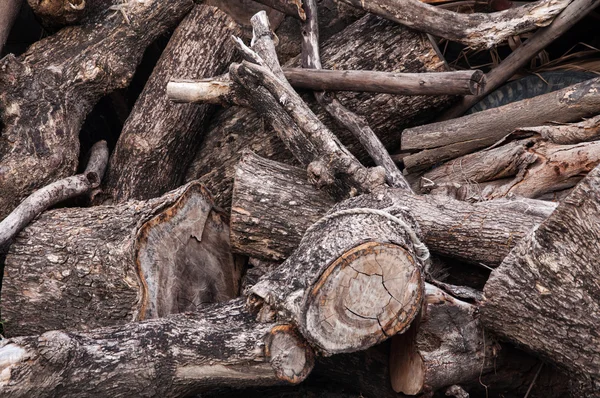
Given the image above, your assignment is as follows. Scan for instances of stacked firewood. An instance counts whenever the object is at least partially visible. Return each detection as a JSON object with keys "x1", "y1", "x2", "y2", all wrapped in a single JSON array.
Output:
[{"x1": 0, "y1": 0, "x2": 599, "y2": 397}]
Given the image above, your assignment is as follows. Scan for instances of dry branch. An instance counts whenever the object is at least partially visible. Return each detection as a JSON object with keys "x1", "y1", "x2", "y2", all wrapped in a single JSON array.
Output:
[
  {"x1": 0, "y1": 0, "x2": 194, "y2": 221},
  {"x1": 1, "y1": 182, "x2": 242, "y2": 337},
  {"x1": 402, "y1": 77, "x2": 600, "y2": 174},
  {"x1": 0, "y1": 141, "x2": 108, "y2": 249},
  {"x1": 335, "y1": 0, "x2": 573, "y2": 49},
  {"x1": 99, "y1": 5, "x2": 242, "y2": 203}
]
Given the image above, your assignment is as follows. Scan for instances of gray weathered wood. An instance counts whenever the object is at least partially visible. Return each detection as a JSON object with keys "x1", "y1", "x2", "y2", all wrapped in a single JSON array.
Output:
[
  {"x1": 482, "y1": 164, "x2": 600, "y2": 394},
  {"x1": 0, "y1": 0, "x2": 194, "y2": 221},
  {"x1": 335, "y1": 0, "x2": 572, "y2": 49},
  {"x1": 0, "y1": 299, "x2": 314, "y2": 397},
  {"x1": 1, "y1": 182, "x2": 242, "y2": 337},
  {"x1": 0, "y1": 141, "x2": 108, "y2": 248},
  {"x1": 185, "y1": 13, "x2": 450, "y2": 208},
  {"x1": 99, "y1": 5, "x2": 241, "y2": 204},
  {"x1": 402, "y1": 77, "x2": 600, "y2": 174}
]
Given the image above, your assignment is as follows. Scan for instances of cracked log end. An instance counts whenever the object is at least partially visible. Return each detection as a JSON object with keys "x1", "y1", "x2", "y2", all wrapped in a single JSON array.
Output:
[
  {"x1": 303, "y1": 242, "x2": 424, "y2": 354},
  {"x1": 265, "y1": 324, "x2": 315, "y2": 384},
  {"x1": 135, "y1": 183, "x2": 242, "y2": 319}
]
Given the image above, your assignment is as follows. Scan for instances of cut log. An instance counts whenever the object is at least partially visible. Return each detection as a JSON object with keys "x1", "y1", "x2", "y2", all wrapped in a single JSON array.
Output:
[
  {"x1": 0, "y1": 298, "x2": 314, "y2": 397},
  {"x1": 231, "y1": 151, "x2": 546, "y2": 267},
  {"x1": 0, "y1": 0, "x2": 194, "y2": 220},
  {"x1": 27, "y1": 0, "x2": 86, "y2": 26},
  {"x1": 482, "y1": 164, "x2": 600, "y2": 393},
  {"x1": 335, "y1": 0, "x2": 572, "y2": 49},
  {"x1": 0, "y1": 0, "x2": 21, "y2": 54},
  {"x1": 1, "y1": 182, "x2": 242, "y2": 337},
  {"x1": 185, "y1": 13, "x2": 450, "y2": 208},
  {"x1": 402, "y1": 77, "x2": 600, "y2": 174},
  {"x1": 98, "y1": 5, "x2": 241, "y2": 204}
]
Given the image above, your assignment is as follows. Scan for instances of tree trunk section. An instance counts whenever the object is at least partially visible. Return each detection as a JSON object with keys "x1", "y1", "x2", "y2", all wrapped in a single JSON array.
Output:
[
  {"x1": 1, "y1": 182, "x2": 242, "y2": 337},
  {"x1": 231, "y1": 151, "x2": 547, "y2": 267},
  {"x1": 482, "y1": 164, "x2": 600, "y2": 393},
  {"x1": 0, "y1": 299, "x2": 314, "y2": 397},
  {"x1": 99, "y1": 5, "x2": 242, "y2": 204},
  {"x1": 0, "y1": 0, "x2": 194, "y2": 220},
  {"x1": 185, "y1": 13, "x2": 450, "y2": 208}
]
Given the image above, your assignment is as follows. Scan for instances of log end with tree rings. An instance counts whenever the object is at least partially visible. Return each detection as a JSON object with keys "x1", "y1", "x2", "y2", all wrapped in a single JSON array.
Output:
[
  {"x1": 265, "y1": 324, "x2": 315, "y2": 384},
  {"x1": 302, "y1": 242, "x2": 424, "y2": 354},
  {"x1": 136, "y1": 183, "x2": 242, "y2": 319}
]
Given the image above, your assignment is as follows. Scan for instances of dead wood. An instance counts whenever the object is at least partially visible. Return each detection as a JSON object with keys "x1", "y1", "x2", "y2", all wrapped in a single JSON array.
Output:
[
  {"x1": 27, "y1": 0, "x2": 86, "y2": 26},
  {"x1": 335, "y1": 0, "x2": 572, "y2": 49},
  {"x1": 230, "y1": 151, "x2": 546, "y2": 267},
  {"x1": 0, "y1": 0, "x2": 21, "y2": 54},
  {"x1": 482, "y1": 164, "x2": 600, "y2": 394},
  {"x1": 185, "y1": 12, "x2": 450, "y2": 208},
  {"x1": 440, "y1": 0, "x2": 600, "y2": 120},
  {"x1": 0, "y1": 141, "x2": 108, "y2": 248},
  {"x1": 402, "y1": 77, "x2": 600, "y2": 174},
  {"x1": 0, "y1": 0, "x2": 194, "y2": 221},
  {"x1": 0, "y1": 298, "x2": 314, "y2": 397},
  {"x1": 1, "y1": 182, "x2": 242, "y2": 337},
  {"x1": 99, "y1": 5, "x2": 242, "y2": 204}
]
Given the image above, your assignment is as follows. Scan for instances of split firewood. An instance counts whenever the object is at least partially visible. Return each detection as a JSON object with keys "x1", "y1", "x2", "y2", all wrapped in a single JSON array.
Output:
[
  {"x1": 402, "y1": 77, "x2": 600, "y2": 174},
  {"x1": 185, "y1": 12, "x2": 451, "y2": 208},
  {"x1": 440, "y1": 0, "x2": 600, "y2": 120},
  {"x1": 482, "y1": 163, "x2": 600, "y2": 394},
  {"x1": 0, "y1": 0, "x2": 21, "y2": 54},
  {"x1": 0, "y1": 0, "x2": 195, "y2": 221},
  {"x1": 98, "y1": 5, "x2": 242, "y2": 204},
  {"x1": 1, "y1": 182, "x2": 242, "y2": 337},
  {"x1": 168, "y1": 69, "x2": 486, "y2": 100},
  {"x1": 231, "y1": 151, "x2": 548, "y2": 267},
  {"x1": 335, "y1": 0, "x2": 573, "y2": 49},
  {"x1": 0, "y1": 299, "x2": 315, "y2": 397},
  {"x1": 0, "y1": 141, "x2": 108, "y2": 249},
  {"x1": 418, "y1": 127, "x2": 600, "y2": 200}
]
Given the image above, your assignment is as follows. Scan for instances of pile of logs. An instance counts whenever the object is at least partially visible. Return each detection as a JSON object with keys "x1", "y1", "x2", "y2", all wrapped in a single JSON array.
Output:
[{"x1": 0, "y1": 0, "x2": 599, "y2": 397}]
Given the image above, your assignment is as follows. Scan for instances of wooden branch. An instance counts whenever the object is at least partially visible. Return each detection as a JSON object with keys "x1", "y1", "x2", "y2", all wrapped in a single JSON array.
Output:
[
  {"x1": 440, "y1": 0, "x2": 600, "y2": 119},
  {"x1": 482, "y1": 164, "x2": 600, "y2": 393},
  {"x1": 185, "y1": 13, "x2": 451, "y2": 208},
  {"x1": 402, "y1": 77, "x2": 600, "y2": 174},
  {"x1": 0, "y1": 299, "x2": 314, "y2": 397},
  {"x1": 27, "y1": 0, "x2": 86, "y2": 26},
  {"x1": 335, "y1": 0, "x2": 572, "y2": 49},
  {"x1": 168, "y1": 69, "x2": 484, "y2": 101},
  {"x1": 0, "y1": 141, "x2": 108, "y2": 249},
  {"x1": 0, "y1": 0, "x2": 21, "y2": 54},
  {"x1": 98, "y1": 5, "x2": 241, "y2": 203},
  {"x1": 0, "y1": 0, "x2": 194, "y2": 221},
  {"x1": 230, "y1": 151, "x2": 547, "y2": 267},
  {"x1": 1, "y1": 182, "x2": 242, "y2": 337}
]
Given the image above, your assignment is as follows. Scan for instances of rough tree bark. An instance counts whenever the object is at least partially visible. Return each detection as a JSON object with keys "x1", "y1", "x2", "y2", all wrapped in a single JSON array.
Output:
[
  {"x1": 402, "y1": 77, "x2": 600, "y2": 174},
  {"x1": 1, "y1": 182, "x2": 242, "y2": 337},
  {"x1": 98, "y1": 5, "x2": 242, "y2": 204},
  {"x1": 231, "y1": 151, "x2": 547, "y2": 267},
  {"x1": 0, "y1": 299, "x2": 315, "y2": 397},
  {"x1": 0, "y1": 0, "x2": 194, "y2": 221},
  {"x1": 185, "y1": 13, "x2": 450, "y2": 208},
  {"x1": 27, "y1": 0, "x2": 86, "y2": 27},
  {"x1": 482, "y1": 164, "x2": 600, "y2": 394}
]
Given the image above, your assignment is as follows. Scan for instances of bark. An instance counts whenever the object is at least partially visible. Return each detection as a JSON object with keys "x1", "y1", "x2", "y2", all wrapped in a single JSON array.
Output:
[
  {"x1": 335, "y1": 0, "x2": 572, "y2": 49},
  {"x1": 185, "y1": 13, "x2": 450, "y2": 208},
  {"x1": 402, "y1": 77, "x2": 600, "y2": 174},
  {"x1": 0, "y1": 0, "x2": 194, "y2": 221},
  {"x1": 419, "y1": 136, "x2": 600, "y2": 201},
  {"x1": 0, "y1": 141, "x2": 108, "y2": 248},
  {"x1": 0, "y1": 0, "x2": 21, "y2": 54},
  {"x1": 230, "y1": 152, "x2": 547, "y2": 267},
  {"x1": 0, "y1": 299, "x2": 314, "y2": 397},
  {"x1": 98, "y1": 5, "x2": 241, "y2": 204},
  {"x1": 440, "y1": 0, "x2": 600, "y2": 119},
  {"x1": 482, "y1": 164, "x2": 600, "y2": 393},
  {"x1": 27, "y1": 0, "x2": 86, "y2": 26},
  {"x1": 1, "y1": 182, "x2": 242, "y2": 337},
  {"x1": 205, "y1": 0, "x2": 285, "y2": 33}
]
